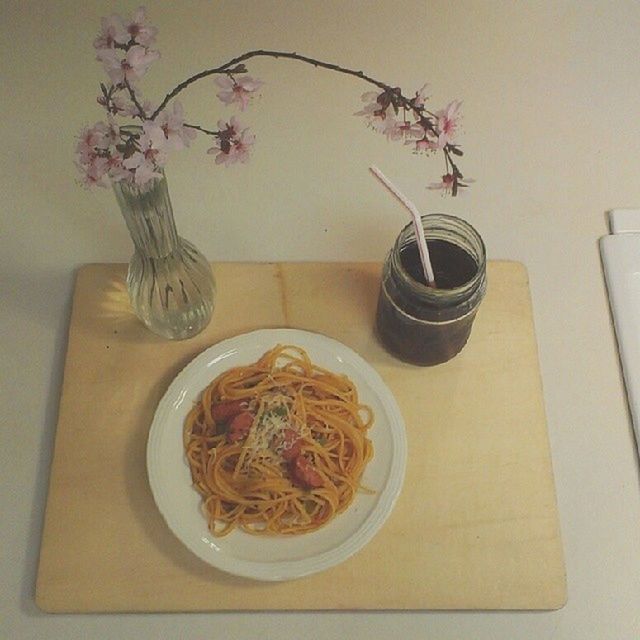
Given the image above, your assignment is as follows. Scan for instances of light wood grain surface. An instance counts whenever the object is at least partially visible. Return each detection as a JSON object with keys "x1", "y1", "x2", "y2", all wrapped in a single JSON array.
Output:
[{"x1": 35, "y1": 261, "x2": 565, "y2": 612}]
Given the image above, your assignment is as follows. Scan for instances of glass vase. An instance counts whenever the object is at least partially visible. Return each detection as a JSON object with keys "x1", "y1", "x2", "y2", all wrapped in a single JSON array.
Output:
[{"x1": 113, "y1": 173, "x2": 215, "y2": 340}]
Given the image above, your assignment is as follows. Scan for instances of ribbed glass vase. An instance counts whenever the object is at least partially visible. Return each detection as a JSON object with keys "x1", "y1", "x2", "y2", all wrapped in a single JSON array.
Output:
[{"x1": 113, "y1": 173, "x2": 215, "y2": 340}]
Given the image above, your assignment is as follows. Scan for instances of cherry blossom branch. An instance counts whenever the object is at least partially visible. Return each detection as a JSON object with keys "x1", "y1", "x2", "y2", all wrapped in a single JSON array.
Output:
[
  {"x1": 124, "y1": 78, "x2": 147, "y2": 119},
  {"x1": 444, "y1": 149, "x2": 462, "y2": 196},
  {"x1": 152, "y1": 50, "x2": 415, "y2": 122},
  {"x1": 80, "y1": 8, "x2": 469, "y2": 193},
  {"x1": 184, "y1": 123, "x2": 219, "y2": 137},
  {"x1": 148, "y1": 49, "x2": 465, "y2": 191}
]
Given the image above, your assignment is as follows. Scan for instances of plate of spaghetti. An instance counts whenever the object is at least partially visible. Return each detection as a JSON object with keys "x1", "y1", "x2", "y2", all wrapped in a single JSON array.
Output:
[{"x1": 147, "y1": 328, "x2": 407, "y2": 581}]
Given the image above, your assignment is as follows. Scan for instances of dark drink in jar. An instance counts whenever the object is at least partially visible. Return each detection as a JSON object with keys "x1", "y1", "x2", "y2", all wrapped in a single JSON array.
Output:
[{"x1": 376, "y1": 213, "x2": 486, "y2": 366}]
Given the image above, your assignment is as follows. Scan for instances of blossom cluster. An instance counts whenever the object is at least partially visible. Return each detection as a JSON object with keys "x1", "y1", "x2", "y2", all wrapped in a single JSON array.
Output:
[
  {"x1": 76, "y1": 7, "x2": 261, "y2": 188},
  {"x1": 76, "y1": 7, "x2": 468, "y2": 194},
  {"x1": 355, "y1": 86, "x2": 466, "y2": 193}
]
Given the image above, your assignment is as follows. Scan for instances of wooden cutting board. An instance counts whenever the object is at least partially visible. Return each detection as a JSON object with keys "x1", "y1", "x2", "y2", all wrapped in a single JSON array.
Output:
[{"x1": 35, "y1": 261, "x2": 566, "y2": 612}]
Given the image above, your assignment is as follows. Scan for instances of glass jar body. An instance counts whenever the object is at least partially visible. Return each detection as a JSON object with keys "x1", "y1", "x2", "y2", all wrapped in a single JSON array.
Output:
[
  {"x1": 113, "y1": 174, "x2": 215, "y2": 340},
  {"x1": 376, "y1": 214, "x2": 486, "y2": 366}
]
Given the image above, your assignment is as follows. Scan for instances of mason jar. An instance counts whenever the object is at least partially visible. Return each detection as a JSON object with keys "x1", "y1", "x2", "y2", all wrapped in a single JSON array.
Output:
[{"x1": 375, "y1": 213, "x2": 487, "y2": 366}]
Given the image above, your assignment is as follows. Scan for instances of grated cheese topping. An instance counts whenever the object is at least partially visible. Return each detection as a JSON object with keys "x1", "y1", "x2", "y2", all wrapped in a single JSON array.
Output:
[{"x1": 240, "y1": 392, "x2": 307, "y2": 471}]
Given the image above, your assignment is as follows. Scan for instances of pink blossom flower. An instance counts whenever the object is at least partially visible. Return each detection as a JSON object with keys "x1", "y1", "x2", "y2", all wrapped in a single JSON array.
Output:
[
  {"x1": 75, "y1": 120, "x2": 119, "y2": 164},
  {"x1": 435, "y1": 100, "x2": 462, "y2": 148},
  {"x1": 97, "y1": 45, "x2": 160, "y2": 86},
  {"x1": 141, "y1": 120, "x2": 169, "y2": 151},
  {"x1": 76, "y1": 125, "x2": 103, "y2": 163},
  {"x1": 354, "y1": 91, "x2": 386, "y2": 118},
  {"x1": 428, "y1": 173, "x2": 455, "y2": 194},
  {"x1": 122, "y1": 121, "x2": 167, "y2": 186},
  {"x1": 221, "y1": 129, "x2": 255, "y2": 165},
  {"x1": 414, "y1": 138, "x2": 432, "y2": 152},
  {"x1": 100, "y1": 116, "x2": 120, "y2": 148},
  {"x1": 105, "y1": 150, "x2": 132, "y2": 183},
  {"x1": 355, "y1": 90, "x2": 401, "y2": 135},
  {"x1": 368, "y1": 111, "x2": 397, "y2": 135},
  {"x1": 428, "y1": 173, "x2": 473, "y2": 195},
  {"x1": 385, "y1": 119, "x2": 424, "y2": 142},
  {"x1": 215, "y1": 75, "x2": 263, "y2": 111},
  {"x1": 362, "y1": 111, "x2": 422, "y2": 142},
  {"x1": 214, "y1": 116, "x2": 242, "y2": 142},
  {"x1": 207, "y1": 118, "x2": 255, "y2": 166},
  {"x1": 124, "y1": 7, "x2": 158, "y2": 47},
  {"x1": 75, "y1": 119, "x2": 134, "y2": 186},
  {"x1": 93, "y1": 14, "x2": 127, "y2": 49},
  {"x1": 156, "y1": 101, "x2": 197, "y2": 150},
  {"x1": 77, "y1": 155, "x2": 110, "y2": 188},
  {"x1": 407, "y1": 132, "x2": 439, "y2": 153}
]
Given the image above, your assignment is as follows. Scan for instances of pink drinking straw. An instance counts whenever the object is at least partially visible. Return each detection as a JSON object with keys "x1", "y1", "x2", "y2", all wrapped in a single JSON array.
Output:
[{"x1": 369, "y1": 166, "x2": 436, "y2": 288}]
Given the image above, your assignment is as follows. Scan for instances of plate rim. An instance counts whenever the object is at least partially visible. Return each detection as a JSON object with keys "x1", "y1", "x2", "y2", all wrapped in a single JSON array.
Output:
[{"x1": 146, "y1": 328, "x2": 407, "y2": 581}]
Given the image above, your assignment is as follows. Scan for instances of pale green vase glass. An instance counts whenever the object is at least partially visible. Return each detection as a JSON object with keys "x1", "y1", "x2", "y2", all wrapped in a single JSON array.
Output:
[{"x1": 113, "y1": 173, "x2": 215, "y2": 340}]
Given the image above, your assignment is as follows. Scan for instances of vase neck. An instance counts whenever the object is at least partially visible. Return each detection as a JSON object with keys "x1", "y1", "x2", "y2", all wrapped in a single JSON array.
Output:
[{"x1": 113, "y1": 175, "x2": 179, "y2": 258}]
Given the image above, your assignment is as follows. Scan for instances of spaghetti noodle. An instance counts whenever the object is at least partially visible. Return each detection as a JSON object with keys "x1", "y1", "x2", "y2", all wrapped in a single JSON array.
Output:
[{"x1": 183, "y1": 344, "x2": 374, "y2": 536}]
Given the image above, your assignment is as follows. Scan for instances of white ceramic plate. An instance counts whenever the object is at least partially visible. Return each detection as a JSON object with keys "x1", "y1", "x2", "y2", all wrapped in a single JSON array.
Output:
[{"x1": 147, "y1": 328, "x2": 407, "y2": 581}]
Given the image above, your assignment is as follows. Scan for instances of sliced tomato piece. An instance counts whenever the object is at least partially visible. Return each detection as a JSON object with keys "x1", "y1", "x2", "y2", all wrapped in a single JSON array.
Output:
[
  {"x1": 226, "y1": 411, "x2": 254, "y2": 443},
  {"x1": 212, "y1": 400, "x2": 247, "y2": 423},
  {"x1": 290, "y1": 455, "x2": 323, "y2": 489},
  {"x1": 280, "y1": 428, "x2": 302, "y2": 462}
]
